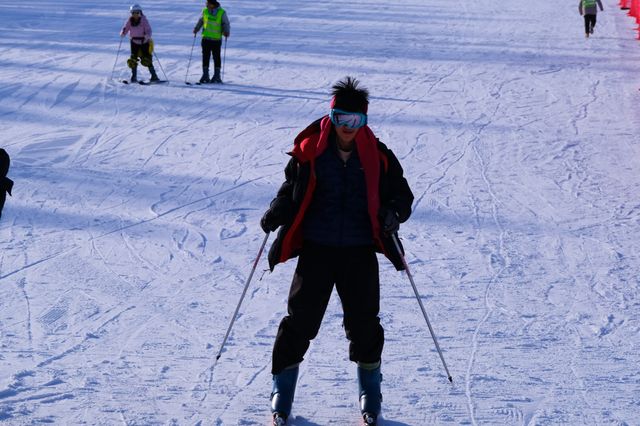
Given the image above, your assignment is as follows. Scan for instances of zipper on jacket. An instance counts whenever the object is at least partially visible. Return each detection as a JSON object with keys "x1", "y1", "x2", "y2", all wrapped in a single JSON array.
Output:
[{"x1": 339, "y1": 158, "x2": 348, "y2": 246}]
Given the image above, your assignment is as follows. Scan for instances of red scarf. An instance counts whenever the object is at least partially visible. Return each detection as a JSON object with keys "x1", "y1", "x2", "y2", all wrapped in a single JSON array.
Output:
[{"x1": 278, "y1": 116, "x2": 383, "y2": 263}]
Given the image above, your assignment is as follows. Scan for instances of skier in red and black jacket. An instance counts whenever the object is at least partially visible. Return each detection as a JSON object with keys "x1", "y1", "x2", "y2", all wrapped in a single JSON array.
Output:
[{"x1": 261, "y1": 77, "x2": 414, "y2": 426}]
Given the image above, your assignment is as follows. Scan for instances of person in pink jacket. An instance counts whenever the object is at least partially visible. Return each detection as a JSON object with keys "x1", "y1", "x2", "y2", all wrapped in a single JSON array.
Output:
[{"x1": 120, "y1": 4, "x2": 159, "y2": 82}]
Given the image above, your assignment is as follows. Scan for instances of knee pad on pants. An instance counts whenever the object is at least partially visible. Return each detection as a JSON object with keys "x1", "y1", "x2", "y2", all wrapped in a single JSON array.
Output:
[{"x1": 140, "y1": 56, "x2": 152, "y2": 68}]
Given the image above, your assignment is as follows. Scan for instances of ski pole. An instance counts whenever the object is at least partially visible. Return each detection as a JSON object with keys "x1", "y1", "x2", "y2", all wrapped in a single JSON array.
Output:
[
  {"x1": 185, "y1": 34, "x2": 196, "y2": 84},
  {"x1": 110, "y1": 37, "x2": 124, "y2": 80},
  {"x1": 222, "y1": 36, "x2": 227, "y2": 81},
  {"x1": 153, "y1": 50, "x2": 169, "y2": 82},
  {"x1": 215, "y1": 232, "x2": 270, "y2": 362},
  {"x1": 392, "y1": 233, "x2": 453, "y2": 382}
]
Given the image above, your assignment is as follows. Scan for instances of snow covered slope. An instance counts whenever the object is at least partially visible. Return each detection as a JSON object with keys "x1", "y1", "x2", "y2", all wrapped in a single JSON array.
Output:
[{"x1": 1, "y1": 0, "x2": 639, "y2": 424}]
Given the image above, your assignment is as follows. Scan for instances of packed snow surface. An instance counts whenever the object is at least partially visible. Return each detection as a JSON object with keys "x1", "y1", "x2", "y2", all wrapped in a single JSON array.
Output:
[{"x1": 1, "y1": 0, "x2": 639, "y2": 424}]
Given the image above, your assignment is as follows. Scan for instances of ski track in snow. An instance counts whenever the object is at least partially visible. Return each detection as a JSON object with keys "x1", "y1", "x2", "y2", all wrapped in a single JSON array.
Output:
[{"x1": 1, "y1": 0, "x2": 640, "y2": 424}]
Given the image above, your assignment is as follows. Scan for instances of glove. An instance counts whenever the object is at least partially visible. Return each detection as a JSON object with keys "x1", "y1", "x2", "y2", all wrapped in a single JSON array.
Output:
[
  {"x1": 261, "y1": 197, "x2": 293, "y2": 233},
  {"x1": 260, "y1": 209, "x2": 280, "y2": 233},
  {"x1": 1, "y1": 177, "x2": 13, "y2": 196},
  {"x1": 223, "y1": 32, "x2": 229, "y2": 38},
  {"x1": 378, "y1": 206, "x2": 400, "y2": 236}
]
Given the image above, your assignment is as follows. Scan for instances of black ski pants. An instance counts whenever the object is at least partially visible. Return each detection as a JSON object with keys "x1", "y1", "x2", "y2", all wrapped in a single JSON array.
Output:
[
  {"x1": 584, "y1": 14, "x2": 597, "y2": 34},
  {"x1": 271, "y1": 242, "x2": 384, "y2": 374},
  {"x1": 128, "y1": 40, "x2": 153, "y2": 68},
  {"x1": 201, "y1": 38, "x2": 222, "y2": 70}
]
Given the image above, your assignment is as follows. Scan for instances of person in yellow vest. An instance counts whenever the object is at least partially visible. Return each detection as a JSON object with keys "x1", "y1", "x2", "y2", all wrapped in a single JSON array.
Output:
[
  {"x1": 578, "y1": 0, "x2": 603, "y2": 38},
  {"x1": 193, "y1": 0, "x2": 230, "y2": 83}
]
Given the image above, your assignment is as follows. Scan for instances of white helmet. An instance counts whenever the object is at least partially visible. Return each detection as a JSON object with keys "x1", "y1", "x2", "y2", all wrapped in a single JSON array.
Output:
[{"x1": 129, "y1": 4, "x2": 142, "y2": 13}]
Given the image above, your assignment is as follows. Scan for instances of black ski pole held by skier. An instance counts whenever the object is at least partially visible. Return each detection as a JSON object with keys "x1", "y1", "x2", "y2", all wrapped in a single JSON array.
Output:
[
  {"x1": 215, "y1": 232, "x2": 270, "y2": 362},
  {"x1": 222, "y1": 36, "x2": 227, "y2": 82},
  {"x1": 185, "y1": 35, "x2": 196, "y2": 84},
  {"x1": 110, "y1": 37, "x2": 124, "y2": 81},
  {"x1": 392, "y1": 233, "x2": 453, "y2": 382},
  {"x1": 152, "y1": 50, "x2": 169, "y2": 82}
]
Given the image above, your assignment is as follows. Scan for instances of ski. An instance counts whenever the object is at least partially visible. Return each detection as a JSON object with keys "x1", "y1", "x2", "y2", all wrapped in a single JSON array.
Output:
[
  {"x1": 138, "y1": 80, "x2": 168, "y2": 85},
  {"x1": 194, "y1": 80, "x2": 224, "y2": 85},
  {"x1": 186, "y1": 80, "x2": 230, "y2": 86}
]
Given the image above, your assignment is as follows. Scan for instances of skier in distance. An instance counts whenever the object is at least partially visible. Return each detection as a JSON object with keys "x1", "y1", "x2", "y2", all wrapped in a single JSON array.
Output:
[
  {"x1": 119, "y1": 4, "x2": 159, "y2": 83},
  {"x1": 579, "y1": 0, "x2": 604, "y2": 38},
  {"x1": 192, "y1": 0, "x2": 230, "y2": 84}
]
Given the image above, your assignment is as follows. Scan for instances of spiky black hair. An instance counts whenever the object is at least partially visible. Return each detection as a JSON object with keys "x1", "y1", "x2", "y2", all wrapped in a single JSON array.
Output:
[{"x1": 331, "y1": 76, "x2": 369, "y2": 114}]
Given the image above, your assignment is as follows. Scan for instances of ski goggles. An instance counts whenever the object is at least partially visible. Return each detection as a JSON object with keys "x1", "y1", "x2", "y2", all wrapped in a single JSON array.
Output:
[{"x1": 329, "y1": 108, "x2": 367, "y2": 129}]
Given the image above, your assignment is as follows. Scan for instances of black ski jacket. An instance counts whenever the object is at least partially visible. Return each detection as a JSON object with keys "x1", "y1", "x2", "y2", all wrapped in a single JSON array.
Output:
[{"x1": 265, "y1": 117, "x2": 414, "y2": 271}]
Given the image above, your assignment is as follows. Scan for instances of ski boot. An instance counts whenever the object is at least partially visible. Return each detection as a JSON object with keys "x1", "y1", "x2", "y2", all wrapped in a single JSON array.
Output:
[
  {"x1": 358, "y1": 362, "x2": 382, "y2": 426},
  {"x1": 212, "y1": 67, "x2": 223, "y2": 84},
  {"x1": 130, "y1": 66, "x2": 138, "y2": 83},
  {"x1": 272, "y1": 413, "x2": 287, "y2": 426},
  {"x1": 271, "y1": 364, "x2": 299, "y2": 425},
  {"x1": 199, "y1": 66, "x2": 210, "y2": 84},
  {"x1": 149, "y1": 65, "x2": 159, "y2": 82},
  {"x1": 362, "y1": 412, "x2": 377, "y2": 426}
]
